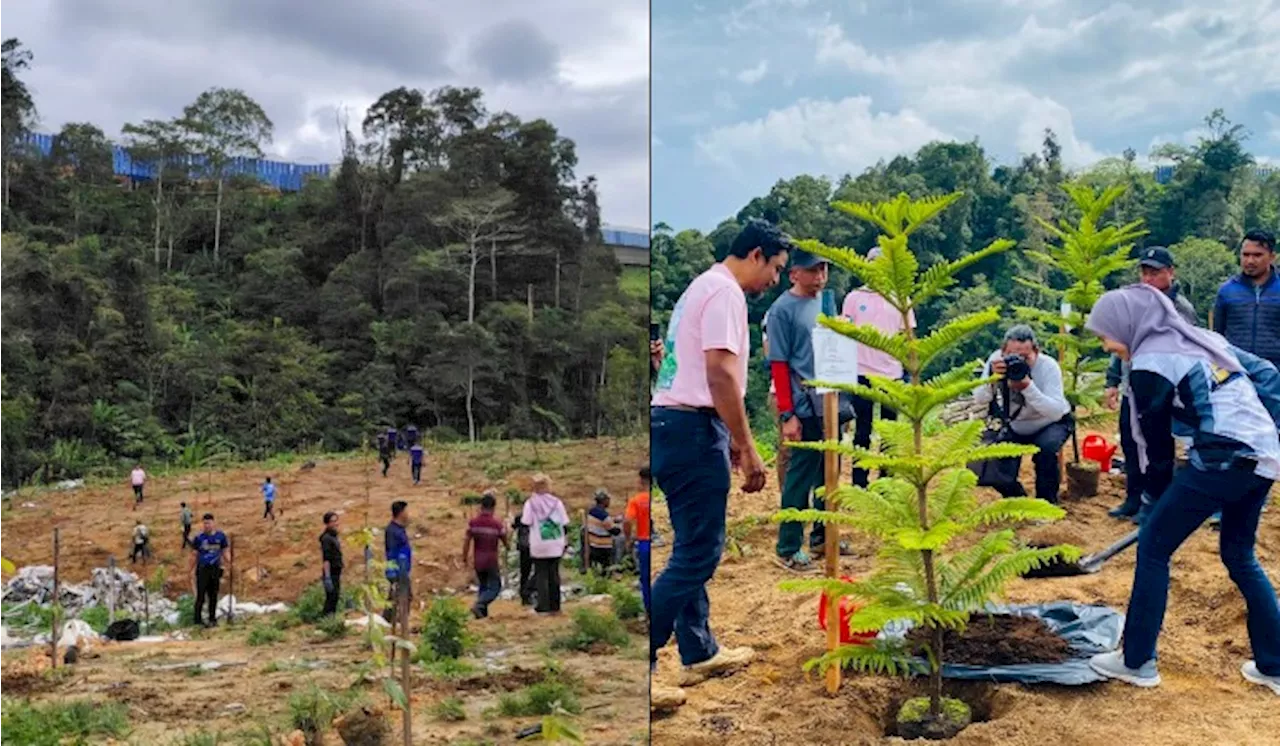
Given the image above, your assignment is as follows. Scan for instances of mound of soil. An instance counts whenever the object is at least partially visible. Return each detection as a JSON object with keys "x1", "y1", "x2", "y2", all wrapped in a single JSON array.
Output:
[{"x1": 906, "y1": 614, "x2": 1071, "y2": 667}]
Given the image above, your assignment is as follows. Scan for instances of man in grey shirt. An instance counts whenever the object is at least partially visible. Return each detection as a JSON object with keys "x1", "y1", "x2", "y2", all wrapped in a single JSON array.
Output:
[
  {"x1": 974, "y1": 325, "x2": 1073, "y2": 504},
  {"x1": 767, "y1": 248, "x2": 831, "y2": 572}
]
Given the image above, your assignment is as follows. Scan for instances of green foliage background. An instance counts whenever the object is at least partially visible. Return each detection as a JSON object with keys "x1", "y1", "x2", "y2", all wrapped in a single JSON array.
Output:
[{"x1": 0, "y1": 39, "x2": 649, "y2": 488}]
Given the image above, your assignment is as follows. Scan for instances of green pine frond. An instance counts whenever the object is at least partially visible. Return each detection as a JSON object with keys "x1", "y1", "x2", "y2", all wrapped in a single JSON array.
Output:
[
  {"x1": 913, "y1": 309, "x2": 1003, "y2": 370},
  {"x1": 961, "y1": 497, "x2": 1066, "y2": 529},
  {"x1": 925, "y1": 468, "x2": 979, "y2": 522},
  {"x1": 801, "y1": 638, "x2": 914, "y2": 676},
  {"x1": 913, "y1": 238, "x2": 1019, "y2": 307},
  {"x1": 832, "y1": 192, "x2": 964, "y2": 240},
  {"x1": 943, "y1": 545, "x2": 1081, "y2": 610},
  {"x1": 894, "y1": 520, "x2": 966, "y2": 551},
  {"x1": 816, "y1": 315, "x2": 910, "y2": 361}
]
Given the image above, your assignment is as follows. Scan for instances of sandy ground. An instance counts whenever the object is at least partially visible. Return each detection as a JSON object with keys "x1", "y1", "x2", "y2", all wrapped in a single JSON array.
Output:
[
  {"x1": 650, "y1": 437, "x2": 1280, "y2": 746},
  {"x1": 2, "y1": 437, "x2": 650, "y2": 744}
]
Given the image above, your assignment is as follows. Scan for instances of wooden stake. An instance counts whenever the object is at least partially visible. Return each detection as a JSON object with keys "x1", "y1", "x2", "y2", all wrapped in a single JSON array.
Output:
[
  {"x1": 107, "y1": 555, "x2": 117, "y2": 624},
  {"x1": 51, "y1": 528, "x2": 60, "y2": 668},
  {"x1": 822, "y1": 393, "x2": 841, "y2": 694}
]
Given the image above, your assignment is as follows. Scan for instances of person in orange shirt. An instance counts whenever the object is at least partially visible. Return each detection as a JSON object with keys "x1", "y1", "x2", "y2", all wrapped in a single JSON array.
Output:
[{"x1": 625, "y1": 465, "x2": 652, "y2": 616}]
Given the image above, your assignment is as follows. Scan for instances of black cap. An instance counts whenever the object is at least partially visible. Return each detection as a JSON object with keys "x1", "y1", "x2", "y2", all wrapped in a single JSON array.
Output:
[
  {"x1": 1138, "y1": 246, "x2": 1174, "y2": 269},
  {"x1": 790, "y1": 247, "x2": 828, "y2": 269}
]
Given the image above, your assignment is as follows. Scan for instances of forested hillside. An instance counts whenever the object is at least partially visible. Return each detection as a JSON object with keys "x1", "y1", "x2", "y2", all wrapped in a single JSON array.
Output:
[
  {"x1": 0, "y1": 39, "x2": 648, "y2": 488},
  {"x1": 652, "y1": 115, "x2": 1279, "y2": 444}
]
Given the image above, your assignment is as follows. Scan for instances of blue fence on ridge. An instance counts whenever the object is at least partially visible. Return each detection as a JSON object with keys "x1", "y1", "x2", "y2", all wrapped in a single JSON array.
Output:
[
  {"x1": 1153, "y1": 164, "x2": 1276, "y2": 184},
  {"x1": 19, "y1": 131, "x2": 331, "y2": 192},
  {"x1": 600, "y1": 226, "x2": 649, "y2": 248}
]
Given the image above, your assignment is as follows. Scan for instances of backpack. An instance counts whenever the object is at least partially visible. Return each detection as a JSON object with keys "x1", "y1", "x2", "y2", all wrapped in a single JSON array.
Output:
[{"x1": 105, "y1": 619, "x2": 141, "y2": 641}]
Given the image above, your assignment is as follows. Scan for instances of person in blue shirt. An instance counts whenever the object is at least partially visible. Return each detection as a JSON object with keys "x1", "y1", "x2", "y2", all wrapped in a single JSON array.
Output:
[
  {"x1": 405, "y1": 425, "x2": 419, "y2": 448},
  {"x1": 262, "y1": 476, "x2": 277, "y2": 521},
  {"x1": 386, "y1": 428, "x2": 398, "y2": 455},
  {"x1": 384, "y1": 500, "x2": 413, "y2": 626},
  {"x1": 409, "y1": 444, "x2": 425, "y2": 485},
  {"x1": 188, "y1": 513, "x2": 230, "y2": 628}
]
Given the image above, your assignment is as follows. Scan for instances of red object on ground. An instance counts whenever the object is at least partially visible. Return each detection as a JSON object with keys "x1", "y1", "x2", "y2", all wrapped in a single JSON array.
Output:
[
  {"x1": 1082, "y1": 434, "x2": 1117, "y2": 471},
  {"x1": 818, "y1": 575, "x2": 878, "y2": 646}
]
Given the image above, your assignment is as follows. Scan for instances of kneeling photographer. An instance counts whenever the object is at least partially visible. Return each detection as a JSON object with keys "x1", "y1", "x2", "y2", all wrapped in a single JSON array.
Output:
[{"x1": 973, "y1": 325, "x2": 1073, "y2": 504}]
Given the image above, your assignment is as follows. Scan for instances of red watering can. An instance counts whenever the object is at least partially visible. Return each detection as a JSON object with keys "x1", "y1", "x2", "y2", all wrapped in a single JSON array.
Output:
[
  {"x1": 1082, "y1": 434, "x2": 1117, "y2": 471},
  {"x1": 818, "y1": 575, "x2": 877, "y2": 646}
]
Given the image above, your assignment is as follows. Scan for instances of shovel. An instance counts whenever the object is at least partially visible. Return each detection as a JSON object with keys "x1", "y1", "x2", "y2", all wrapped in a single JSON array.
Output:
[{"x1": 1023, "y1": 528, "x2": 1140, "y2": 578}]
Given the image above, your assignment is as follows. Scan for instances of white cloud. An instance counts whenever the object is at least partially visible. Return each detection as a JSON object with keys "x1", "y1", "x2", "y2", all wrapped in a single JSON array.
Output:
[
  {"x1": 694, "y1": 96, "x2": 950, "y2": 177},
  {"x1": 812, "y1": 24, "x2": 893, "y2": 75},
  {"x1": 736, "y1": 60, "x2": 769, "y2": 85},
  {"x1": 713, "y1": 90, "x2": 737, "y2": 110}
]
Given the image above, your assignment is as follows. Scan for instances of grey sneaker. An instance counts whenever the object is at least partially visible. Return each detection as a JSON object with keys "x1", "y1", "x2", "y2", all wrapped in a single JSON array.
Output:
[
  {"x1": 1089, "y1": 650, "x2": 1161, "y2": 688},
  {"x1": 773, "y1": 550, "x2": 819, "y2": 573},
  {"x1": 1242, "y1": 661, "x2": 1280, "y2": 695}
]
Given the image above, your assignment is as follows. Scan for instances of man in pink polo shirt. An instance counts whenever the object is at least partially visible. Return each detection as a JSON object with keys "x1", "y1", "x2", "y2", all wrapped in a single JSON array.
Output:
[
  {"x1": 650, "y1": 217, "x2": 790, "y2": 694},
  {"x1": 843, "y1": 247, "x2": 916, "y2": 487}
]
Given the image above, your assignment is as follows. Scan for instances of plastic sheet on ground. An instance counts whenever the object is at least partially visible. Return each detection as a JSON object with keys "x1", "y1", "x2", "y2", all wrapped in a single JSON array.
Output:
[
  {"x1": 879, "y1": 601, "x2": 1124, "y2": 685},
  {"x1": 345, "y1": 614, "x2": 391, "y2": 630},
  {"x1": 215, "y1": 596, "x2": 289, "y2": 616}
]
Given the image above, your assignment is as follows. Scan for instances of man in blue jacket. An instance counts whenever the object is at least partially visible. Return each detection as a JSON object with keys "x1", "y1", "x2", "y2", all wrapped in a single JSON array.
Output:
[
  {"x1": 409, "y1": 443, "x2": 425, "y2": 485},
  {"x1": 384, "y1": 500, "x2": 412, "y2": 625},
  {"x1": 1212, "y1": 230, "x2": 1280, "y2": 367}
]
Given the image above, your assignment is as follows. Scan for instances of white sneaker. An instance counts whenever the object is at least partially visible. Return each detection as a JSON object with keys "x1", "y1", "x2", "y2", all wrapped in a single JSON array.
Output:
[
  {"x1": 1089, "y1": 650, "x2": 1161, "y2": 688},
  {"x1": 1242, "y1": 661, "x2": 1280, "y2": 695},
  {"x1": 679, "y1": 646, "x2": 755, "y2": 686}
]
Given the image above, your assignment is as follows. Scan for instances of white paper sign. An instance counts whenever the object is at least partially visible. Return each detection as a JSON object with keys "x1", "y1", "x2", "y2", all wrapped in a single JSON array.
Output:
[
  {"x1": 812, "y1": 326, "x2": 859, "y2": 393},
  {"x1": 1061, "y1": 301, "x2": 1073, "y2": 331}
]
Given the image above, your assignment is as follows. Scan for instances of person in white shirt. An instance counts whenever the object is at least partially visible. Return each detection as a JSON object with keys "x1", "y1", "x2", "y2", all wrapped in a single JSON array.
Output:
[
  {"x1": 130, "y1": 464, "x2": 146, "y2": 509},
  {"x1": 973, "y1": 325, "x2": 1073, "y2": 504}
]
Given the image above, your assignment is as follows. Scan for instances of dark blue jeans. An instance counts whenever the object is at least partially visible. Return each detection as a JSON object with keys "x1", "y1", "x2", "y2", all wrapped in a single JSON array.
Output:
[
  {"x1": 776, "y1": 415, "x2": 825, "y2": 558},
  {"x1": 474, "y1": 567, "x2": 502, "y2": 616},
  {"x1": 636, "y1": 539, "x2": 652, "y2": 616},
  {"x1": 1124, "y1": 462, "x2": 1280, "y2": 675},
  {"x1": 650, "y1": 407, "x2": 729, "y2": 667}
]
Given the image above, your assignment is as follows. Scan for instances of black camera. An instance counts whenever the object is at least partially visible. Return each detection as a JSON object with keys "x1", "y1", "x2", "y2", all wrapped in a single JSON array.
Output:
[{"x1": 1003, "y1": 354, "x2": 1031, "y2": 382}]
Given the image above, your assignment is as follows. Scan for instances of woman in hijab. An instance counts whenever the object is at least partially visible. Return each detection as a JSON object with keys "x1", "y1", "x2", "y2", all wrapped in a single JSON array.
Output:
[{"x1": 1084, "y1": 283, "x2": 1280, "y2": 694}]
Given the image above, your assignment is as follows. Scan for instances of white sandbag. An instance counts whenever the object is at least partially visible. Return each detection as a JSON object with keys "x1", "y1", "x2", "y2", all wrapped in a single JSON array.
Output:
[
  {"x1": 345, "y1": 614, "x2": 391, "y2": 630},
  {"x1": 59, "y1": 619, "x2": 100, "y2": 648}
]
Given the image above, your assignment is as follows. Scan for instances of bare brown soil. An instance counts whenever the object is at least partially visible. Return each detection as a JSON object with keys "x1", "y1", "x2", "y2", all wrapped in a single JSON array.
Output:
[
  {"x1": 2, "y1": 438, "x2": 650, "y2": 745},
  {"x1": 651, "y1": 431, "x2": 1280, "y2": 746},
  {"x1": 906, "y1": 615, "x2": 1071, "y2": 667}
]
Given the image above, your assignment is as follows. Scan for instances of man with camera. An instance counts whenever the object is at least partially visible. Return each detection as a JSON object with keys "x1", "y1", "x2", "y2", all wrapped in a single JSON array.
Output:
[{"x1": 974, "y1": 325, "x2": 1073, "y2": 504}]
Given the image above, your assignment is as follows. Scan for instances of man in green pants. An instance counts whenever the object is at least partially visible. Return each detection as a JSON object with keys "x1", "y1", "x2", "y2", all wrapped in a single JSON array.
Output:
[{"x1": 767, "y1": 247, "x2": 834, "y2": 573}]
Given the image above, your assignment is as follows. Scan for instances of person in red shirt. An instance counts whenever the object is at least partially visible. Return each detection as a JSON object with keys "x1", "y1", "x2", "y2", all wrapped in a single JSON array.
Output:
[
  {"x1": 462, "y1": 492, "x2": 509, "y2": 619},
  {"x1": 624, "y1": 466, "x2": 653, "y2": 616}
]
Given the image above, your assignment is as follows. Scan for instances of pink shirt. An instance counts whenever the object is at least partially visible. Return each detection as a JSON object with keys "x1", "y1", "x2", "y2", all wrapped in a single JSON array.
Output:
[
  {"x1": 131, "y1": 468, "x2": 145, "y2": 487},
  {"x1": 842, "y1": 289, "x2": 915, "y2": 379},
  {"x1": 520, "y1": 492, "x2": 570, "y2": 560},
  {"x1": 652, "y1": 264, "x2": 749, "y2": 408}
]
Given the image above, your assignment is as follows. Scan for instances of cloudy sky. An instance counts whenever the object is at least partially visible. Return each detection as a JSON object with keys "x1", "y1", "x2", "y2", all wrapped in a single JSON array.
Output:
[
  {"x1": 3, "y1": 0, "x2": 650, "y2": 228},
  {"x1": 654, "y1": 0, "x2": 1280, "y2": 231}
]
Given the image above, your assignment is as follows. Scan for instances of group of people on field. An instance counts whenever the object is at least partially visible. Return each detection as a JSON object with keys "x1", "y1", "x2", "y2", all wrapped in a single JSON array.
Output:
[
  {"x1": 376, "y1": 425, "x2": 425, "y2": 484},
  {"x1": 648, "y1": 219, "x2": 1280, "y2": 707}
]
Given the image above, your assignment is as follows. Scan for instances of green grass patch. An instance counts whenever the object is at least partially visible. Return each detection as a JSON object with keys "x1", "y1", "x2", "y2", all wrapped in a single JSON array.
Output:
[
  {"x1": 620, "y1": 266, "x2": 649, "y2": 300},
  {"x1": 246, "y1": 624, "x2": 284, "y2": 646},
  {"x1": 432, "y1": 697, "x2": 467, "y2": 722},
  {"x1": 551, "y1": 607, "x2": 631, "y2": 652},
  {"x1": 496, "y1": 680, "x2": 582, "y2": 717},
  {"x1": 0, "y1": 699, "x2": 131, "y2": 745},
  {"x1": 288, "y1": 684, "x2": 362, "y2": 740},
  {"x1": 422, "y1": 656, "x2": 477, "y2": 680}
]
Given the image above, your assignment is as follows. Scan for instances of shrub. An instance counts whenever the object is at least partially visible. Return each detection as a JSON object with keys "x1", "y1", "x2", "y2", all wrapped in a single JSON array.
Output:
[
  {"x1": 609, "y1": 586, "x2": 644, "y2": 621},
  {"x1": 551, "y1": 607, "x2": 630, "y2": 652},
  {"x1": 77, "y1": 604, "x2": 110, "y2": 634},
  {"x1": 288, "y1": 684, "x2": 360, "y2": 741},
  {"x1": 432, "y1": 697, "x2": 467, "y2": 722},
  {"x1": 247, "y1": 624, "x2": 284, "y2": 646},
  {"x1": 420, "y1": 596, "x2": 476, "y2": 660},
  {"x1": 776, "y1": 193, "x2": 1080, "y2": 722},
  {"x1": 316, "y1": 614, "x2": 348, "y2": 640},
  {"x1": 294, "y1": 582, "x2": 327, "y2": 623}
]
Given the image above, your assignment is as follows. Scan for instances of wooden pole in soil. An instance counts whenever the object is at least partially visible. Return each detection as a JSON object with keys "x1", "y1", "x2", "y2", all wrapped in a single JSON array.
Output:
[
  {"x1": 822, "y1": 393, "x2": 841, "y2": 695},
  {"x1": 51, "y1": 528, "x2": 60, "y2": 668},
  {"x1": 107, "y1": 556, "x2": 117, "y2": 624},
  {"x1": 228, "y1": 534, "x2": 235, "y2": 625}
]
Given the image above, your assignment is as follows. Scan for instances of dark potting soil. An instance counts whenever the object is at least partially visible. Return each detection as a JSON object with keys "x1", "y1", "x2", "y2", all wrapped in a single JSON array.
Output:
[{"x1": 906, "y1": 614, "x2": 1072, "y2": 666}]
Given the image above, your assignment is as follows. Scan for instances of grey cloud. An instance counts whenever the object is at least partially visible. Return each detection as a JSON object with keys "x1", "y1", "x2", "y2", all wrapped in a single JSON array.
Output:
[
  {"x1": 5, "y1": 0, "x2": 648, "y2": 225},
  {"x1": 469, "y1": 19, "x2": 560, "y2": 83}
]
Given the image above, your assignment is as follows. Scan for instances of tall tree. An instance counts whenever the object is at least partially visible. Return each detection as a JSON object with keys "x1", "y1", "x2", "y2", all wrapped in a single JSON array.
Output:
[
  {"x1": 121, "y1": 118, "x2": 191, "y2": 268},
  {"x1": 181, "y1": 87, "x2": 274, "y2": 263},
  {"x1": 1, "y1": 38, "x2": 36, "y2": 211}
]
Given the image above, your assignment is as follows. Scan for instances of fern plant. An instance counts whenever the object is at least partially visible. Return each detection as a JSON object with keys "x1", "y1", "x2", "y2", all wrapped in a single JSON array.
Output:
[
  {"x1": 773, "y1": 193, "x2": 1081, "y2": 725},
  {"x1": 1013, "y1": 183, "x2": 1146, "y2": 461}
]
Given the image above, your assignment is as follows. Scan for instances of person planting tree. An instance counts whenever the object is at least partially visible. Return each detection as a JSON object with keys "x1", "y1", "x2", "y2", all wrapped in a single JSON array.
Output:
[
  {"x1": 1085, "y1": 284, "x2": 1280, "y2": 695},
  {"x1": 1103, "y1": 246, "x2": 1198, "y2": 521}
]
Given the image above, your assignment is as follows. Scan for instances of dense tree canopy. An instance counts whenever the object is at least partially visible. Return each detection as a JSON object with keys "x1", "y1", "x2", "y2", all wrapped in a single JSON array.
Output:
[
  {"x1": 0, "y1": 39, "x2": 648, "y2": 487},
  {"x1": 653, "y1": 120, "x2": 1278, "y2": 446}
]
